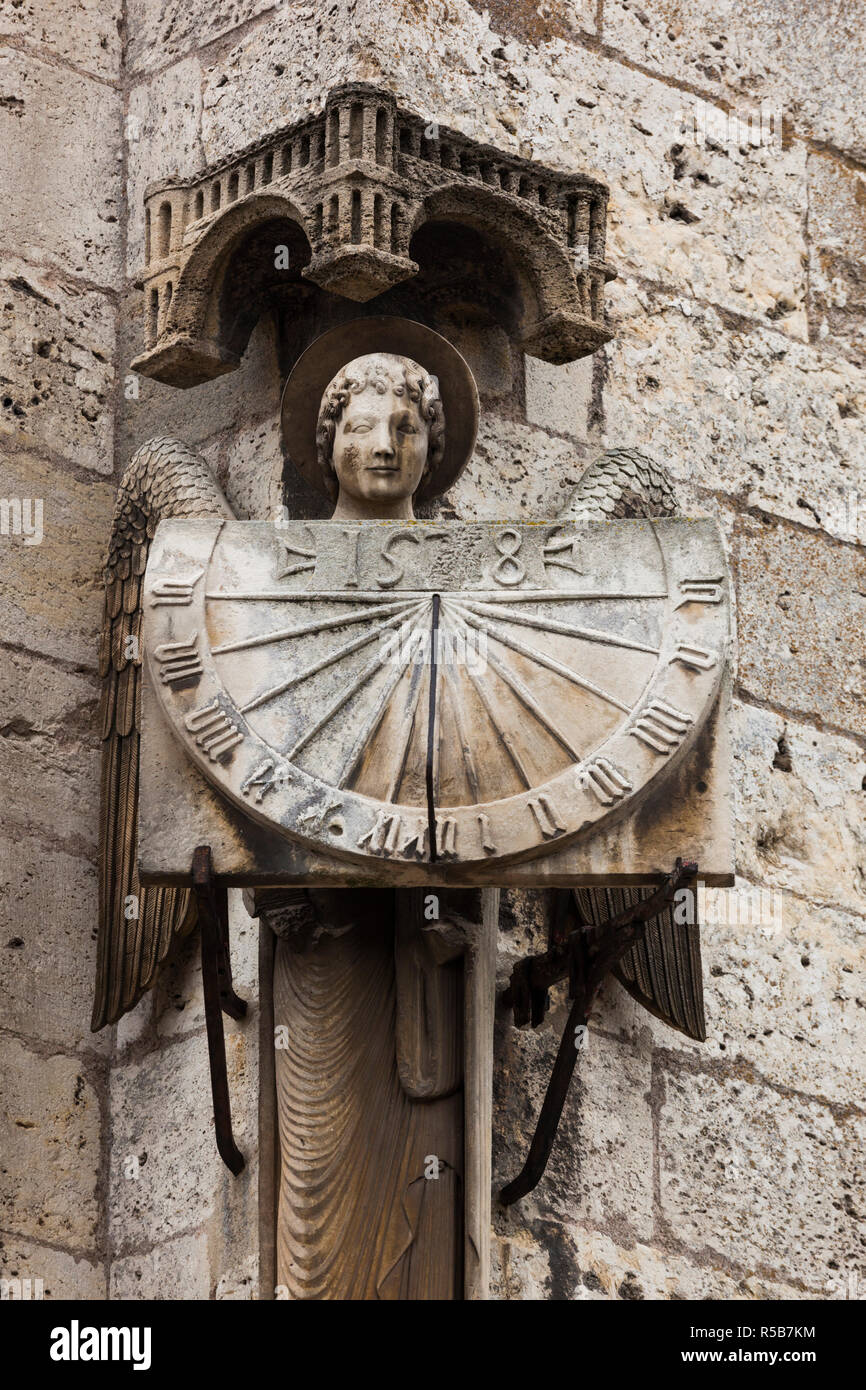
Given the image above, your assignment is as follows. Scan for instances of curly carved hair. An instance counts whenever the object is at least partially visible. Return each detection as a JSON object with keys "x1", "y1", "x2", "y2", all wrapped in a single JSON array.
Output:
[{"x1": 315, "y1": 353, "x2": 445, "y2": 498}]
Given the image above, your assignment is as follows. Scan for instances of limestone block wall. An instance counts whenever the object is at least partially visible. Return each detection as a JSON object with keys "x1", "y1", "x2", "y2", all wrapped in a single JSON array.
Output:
[
  {"x1": 1, "y1": 0, "x2": 863, "y2": 1301},
  {"x1": 0, "y1": 0, "x2": 123, "y2": 1298}
]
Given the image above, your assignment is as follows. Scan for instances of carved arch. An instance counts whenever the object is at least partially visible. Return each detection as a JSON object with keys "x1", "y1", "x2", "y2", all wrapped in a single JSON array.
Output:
[
  {"x1": 133, "y1": 194, "x2": 312, "y2": 387},
  {"x1": 407, "y1": 183, "x2": 610, "y2": 363}
]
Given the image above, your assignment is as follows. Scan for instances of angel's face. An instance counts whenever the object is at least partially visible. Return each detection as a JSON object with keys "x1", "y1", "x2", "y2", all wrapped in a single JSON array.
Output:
[{"x1": 330, "y1": 383, "x2": 429, "y2": 519}]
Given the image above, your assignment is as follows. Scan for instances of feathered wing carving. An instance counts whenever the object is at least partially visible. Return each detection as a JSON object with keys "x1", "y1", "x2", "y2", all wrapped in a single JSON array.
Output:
[
  {"x1": 561, "y1": 446, "x2": 706, "y2": 1042},
  {"x1": 93, "y1": 437, "x2": 234, "y2": 1031}
]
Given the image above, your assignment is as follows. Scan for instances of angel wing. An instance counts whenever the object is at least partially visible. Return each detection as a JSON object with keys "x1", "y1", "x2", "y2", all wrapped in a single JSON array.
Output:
[
  {"x1": 93, "y1": 437, "x2": 234, "y2": 1031},
  {"x1": 561, "y1": 446, "x2": 706, "y2": 1042}
]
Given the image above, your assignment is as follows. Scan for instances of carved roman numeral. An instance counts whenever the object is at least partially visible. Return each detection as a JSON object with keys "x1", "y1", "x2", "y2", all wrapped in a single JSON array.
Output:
[
  {"x1": 542, "y1": 526, "x2": 582, "y2": 575},
  {"x1": 297, "y1": 797, "x2": 344, "y2": 835},
  {"x1": 578, "y1": 757, "x2": 633, "y2": 806},
  {"x1": 676, "y1": 577, "x2": 724, "y2": 607},
  {"x1": 477, "y1": 813, "x2": 497, "y2": 856},
  {"x1": 184, "y1": 699, "x2": 244, "y2": 761},
  {"x1": 672, "y1": 641, "x2": 718, "y2": 671},
  {"x1": 399, "y1": 818, "x2": 429, "y2": 860},
  {"x1": 629, "y1": 698, "x2": 693, "y2": 754},
  {"x1": 527, "y1": 792, "x2": 567, "y2": 839},
  {"x1": 357, "y1": 809, "x2": 403, "y2": 857},
  {"x1": 436, "y1": 816, "x2": 458, "y2": 860},
  {"x1": 149, "y1": 569, "x2": 203, "y2": 606},
  {"x1": 240, "y1": 758, "x2": 289, "y2": 802},
  {"x1": 276, "y1": 529, "x2": 316, "y2": 579},
  {"x1": 154, "y1": 634, "x2": 203, "y2": 685}
]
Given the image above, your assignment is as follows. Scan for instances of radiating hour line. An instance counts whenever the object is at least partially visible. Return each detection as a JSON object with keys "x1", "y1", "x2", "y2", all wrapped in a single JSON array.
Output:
[
  {"x1": 451, "y1": 600, "x2": 632, "y2": 714},
  {"x1": 205, "y1": 589, "x2": 425, "y2": 602},
  {"x1": 337, "y1": 632, "x2": 429, "y2": 792},
  {"x1": 457, "y1": 597, "x2": 659, "y2": 655},
  {"x1": 457, "y1": 589, "x2": 668, "y2": 602},
  {"x1": 283, "y1": 615, "x2": 427, "y2": 761},
  {"x1": 459, "y1": 652, "x2": 533, "y2": 790},
  {"x1": 440, "y1": 660, "x2": 480, "y2": 802},
  {"x1": 446, "y1": 608, "x2": 583, "y2": 763},
  {"x1": 211, "y1": 598, "x2": 419, "y2": 655},
  {"x1": 240, "y1": 601, "x2": 426, "y2": 714},
  {"x1": 384, "y1": 658, "x2": 428, "y2": 803}
]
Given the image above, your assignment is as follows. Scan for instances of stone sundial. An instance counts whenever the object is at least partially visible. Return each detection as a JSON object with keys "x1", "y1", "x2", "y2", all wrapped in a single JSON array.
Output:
[{"x1": 144, "y1": 515, "x2": 728, "y2": 875}]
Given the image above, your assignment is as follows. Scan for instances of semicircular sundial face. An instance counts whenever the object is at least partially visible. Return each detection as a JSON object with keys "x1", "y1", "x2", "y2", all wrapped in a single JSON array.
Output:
[{"x1": 144, "y1": 518, "x2": 730, "y2": 869}]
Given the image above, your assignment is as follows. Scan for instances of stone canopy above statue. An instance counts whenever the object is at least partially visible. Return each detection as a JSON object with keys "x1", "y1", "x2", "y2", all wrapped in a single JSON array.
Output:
[{"x1": 132, "y1": 82, "x2": 617, "y2": 387}]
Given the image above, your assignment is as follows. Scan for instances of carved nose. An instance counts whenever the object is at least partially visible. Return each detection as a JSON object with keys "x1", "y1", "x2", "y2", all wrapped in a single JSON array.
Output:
[{"x1": 372, "y1": 430, "x2": 395, "y2": 460}]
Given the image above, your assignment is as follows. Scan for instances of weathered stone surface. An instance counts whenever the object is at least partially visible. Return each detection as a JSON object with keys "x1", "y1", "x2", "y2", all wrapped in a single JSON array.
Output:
[
  {"x1": 0, "y1": 1234, "x2": 106, "y2": 1300},
  {"x1": 735, "y1": 515, "x2": 866, "y2": 736},
  {"x1": 199, "y1": 14, "x2": 360, "y2": 161},
  {"x1": 603, "y1": 280, "x2": 866, "y2": 545},
  {"x1": 0, "y1": 50, "x2": 121, "y2": 285},
  {"x1": 0, "y1": 450, "x2": 114, "y2": 666},
  {"x1": 492, "y1": 1221, "x2": 809, "y2": 1300},
  {"x1": 0, "y1": 650, "x2": 100, "y2": 853},
  {"x1": 203, "y1": 412, "x2": 284, "y2": 524},
  {"x1": 215, "y1": 1252, "x2": 258, "y2": 1300},
  {"x1": 109, "y1": 1023, "x2": 257, "y2": 1251},
  {"x1": 699, "y1": 893, "x2": 866, "y2": 1108},
  {"x1": 0, "y1": 1035, "x2": 101, "y2": 1247},
  {"x1": 450, "y1": 415, "x2": 583, "y2": 519},
  {"x1": 807, "y1": 152, "x2": 866, "y2": 369},
  {"x1": 601, "y1": 878, "x2": 866, "y2": 1107},
  {"x1": 0, "y1": 839, "x2": 104, "y2": 1055},
  {"x1": 658, "y1": 1066, "x2": 866, "y2": 1286},
  {"x1": 0, "y1": 256, "x2": 115, "y2": 473},
  {"x1": 109, "y1": 1229, "x2": 210, "y2": 1299},
  {"x1": 525, "y1": 355, "x2": 592, "y2": 435},
  {"x1": 126, "y1": 0, "x2": 275, "y2": 76},
  {"x1": 603, "y1": 0, "x2": 866, "y2": 162},
  {"x1": 733, "y1": 702, "x2": 866, "y2": 917},
  {"x1": 0, "y1": 0, "x2": 122, "y2": 83},
  {"x1": 495, "y1": 1019, "x2": 655, "y2": 1241}
]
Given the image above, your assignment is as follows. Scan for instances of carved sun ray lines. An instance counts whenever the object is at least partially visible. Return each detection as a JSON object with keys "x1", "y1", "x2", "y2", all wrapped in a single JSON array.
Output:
[
  {"x1": 336, "y1": 629, "x2": 430, "y2": 793},
  {"x1": 440, "y1": 659, "x2": 481, "y2": 803},
  {"x1": 240, "y1": 600, "x2": 427, "y2": 715},
  {"x1": 445, "y1": 606, "x2": 584, "y2": 765},
  {"x1": 450, "y1": 600, "x2": 632, "y2": 715},
  {"x1": 443, "y1": 620, "x2": 534, "y2": 791},
  {"x1": 456, "y1": 597, "x2": 659, "y2": 656},
  {"x1": 282, "y1": 608, "x2": 429, "y2": 761},
  {"x1": 211, "y1": 598, "x2": 420, "y2": 656},
  {"x1": 383, "y1": 655, "x2": 428, "y2": 803}
]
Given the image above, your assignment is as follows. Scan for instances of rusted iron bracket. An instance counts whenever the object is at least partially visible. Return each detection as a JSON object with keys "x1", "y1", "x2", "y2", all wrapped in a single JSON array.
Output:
[
  {"x1": 500, "y1": 858, "x2": 698, "y2": 1206},
  {"x1": 192, "y1": 845, "x2": 247, "y2": 1175}
]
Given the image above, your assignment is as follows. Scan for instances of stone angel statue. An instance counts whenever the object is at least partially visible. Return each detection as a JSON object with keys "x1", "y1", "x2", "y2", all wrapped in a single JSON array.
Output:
[{"x1": 93, "y1": 316, "x2": 705, "y2": 1302}]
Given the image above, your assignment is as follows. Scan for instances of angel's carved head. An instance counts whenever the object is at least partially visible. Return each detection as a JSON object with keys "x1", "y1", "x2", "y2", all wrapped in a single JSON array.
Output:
[{"x1": 315, "y1": 353, "x2": 445, "y2": 520}]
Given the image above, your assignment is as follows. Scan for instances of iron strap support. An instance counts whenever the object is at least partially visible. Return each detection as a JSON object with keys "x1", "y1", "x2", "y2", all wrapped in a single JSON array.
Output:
[
  {"x1": 500, "y1": 858, "x2": 698, "y2": 1206},
  {"x1": 191, "y1": 845, "x2": 247, "y2": 1175}
]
